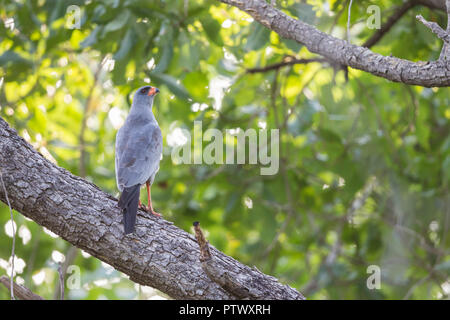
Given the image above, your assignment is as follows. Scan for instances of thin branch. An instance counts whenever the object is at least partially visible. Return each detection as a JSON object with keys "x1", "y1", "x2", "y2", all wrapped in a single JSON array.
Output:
[
  {"x1": 193, "y1": 222, "x2": 211, "y2": 262},
  {"x1": 57, "y1": 263, "x2": 65, "y2": 300},
  {"x1": 246, "y1": 57, "x2": 326, "y2": 73},
  {"x1": 401, "y1": 85, "x2": 419, "y2": 136},
  {"x1": 415, "y1": 0, "x2": 450, "y2": 51},
  {"x1": 0, "y1": 276, "x2": 44, "y2": 300},
  {"x1": 53, "y1": 245, "x2": 78, "y2": 299},
  {"x1": 363, "y1": 0, "x2": 419, "y2": 48},
  {"x1": 347, "y1": 0, "x2": 354, "y2": 42},
  {"x1": 416, "y1": 14, "x2": 450, "y2": 44},
  {"x1": 249, "y1": 0, "x2": 447, "y2": 75},
  {"x1": 0, "y1": 170, "x2": 15, "y2": 300},
  {"x1": 184, "y1": 0, "x2": 189, "y2": 17}
]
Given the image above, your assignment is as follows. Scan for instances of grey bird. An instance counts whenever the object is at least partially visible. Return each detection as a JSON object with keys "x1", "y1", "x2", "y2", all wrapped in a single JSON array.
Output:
[{"x1": 115, "y1": 85, "x2": 162, "y2": 234}]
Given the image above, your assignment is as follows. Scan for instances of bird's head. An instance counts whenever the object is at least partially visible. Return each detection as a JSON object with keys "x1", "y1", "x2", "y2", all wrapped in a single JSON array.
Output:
[{"x1": 132, "y1": 85, "x2": 160, "y2": 108}]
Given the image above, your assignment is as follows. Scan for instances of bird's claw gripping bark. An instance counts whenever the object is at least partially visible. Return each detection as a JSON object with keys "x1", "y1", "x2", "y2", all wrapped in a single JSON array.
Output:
[
  {"x1": 139, "y1": 203, "x2": 161, "y2": 217},
  {"x1": 150, "y1": 210, "x2": 161, "y2": 217}
]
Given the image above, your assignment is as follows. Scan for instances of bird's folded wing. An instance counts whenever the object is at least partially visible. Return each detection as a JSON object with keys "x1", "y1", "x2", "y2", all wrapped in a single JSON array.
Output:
[{"x1": 115, "y1": 123, "x2": 162, "y2": 190}]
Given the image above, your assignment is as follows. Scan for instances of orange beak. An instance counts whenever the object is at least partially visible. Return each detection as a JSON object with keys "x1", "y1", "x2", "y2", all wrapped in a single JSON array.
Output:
[{"x1": 148, "y1": 87, "x2": 160, "y2": 96}]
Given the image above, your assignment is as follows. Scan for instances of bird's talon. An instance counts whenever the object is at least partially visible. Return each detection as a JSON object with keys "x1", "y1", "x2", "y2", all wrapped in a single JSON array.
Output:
[{"x1": 151, "y1": 211, "x2": 161, "y2": 217}]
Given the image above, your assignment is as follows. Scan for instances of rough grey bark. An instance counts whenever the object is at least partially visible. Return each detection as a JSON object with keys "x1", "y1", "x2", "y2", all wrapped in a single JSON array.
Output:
[
  {"x1": 0, "y1": 117, "x2": 304, "y2": 300},
  {"x1": 218, "y1": 0, "x2": 450, "y2": 87}
]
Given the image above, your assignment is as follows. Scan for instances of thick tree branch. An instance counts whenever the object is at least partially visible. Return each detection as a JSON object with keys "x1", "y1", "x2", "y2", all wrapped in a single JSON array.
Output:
[
  {"x1": 0, "y1": 276, "x2": 44, "y2": 300},
  {"x1": 218, "y1": 0, "x2": 450, "y2": 87},
  {"x1": 0, "y1": 117, "x2": 304, "y2": 300},
  {"x1": 252, "y1": 0, "x2": 447, "y2": 73}
]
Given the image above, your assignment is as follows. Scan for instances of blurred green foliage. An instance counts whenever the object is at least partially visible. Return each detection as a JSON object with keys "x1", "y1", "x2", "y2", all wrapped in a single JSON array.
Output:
[{"x1": 0, "y1": 0, "x2": 449, "y2": 299}]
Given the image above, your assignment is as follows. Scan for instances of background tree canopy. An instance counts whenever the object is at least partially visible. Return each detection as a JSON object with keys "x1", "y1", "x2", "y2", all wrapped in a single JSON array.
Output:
[{"x1": 0, "y1": 0, "x2": 449, "y2": 300}]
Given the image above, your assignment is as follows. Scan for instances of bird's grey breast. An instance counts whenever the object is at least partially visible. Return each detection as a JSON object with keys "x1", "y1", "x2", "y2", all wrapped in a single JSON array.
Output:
[{"x1": 115, "y1": 119, "x2": 162, "y2": 191}]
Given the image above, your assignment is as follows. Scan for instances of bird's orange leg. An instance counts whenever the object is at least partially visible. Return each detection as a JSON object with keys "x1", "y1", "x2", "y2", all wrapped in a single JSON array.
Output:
[{"x1": 146, "y1": 181, "x2": 161, "y2": 217}]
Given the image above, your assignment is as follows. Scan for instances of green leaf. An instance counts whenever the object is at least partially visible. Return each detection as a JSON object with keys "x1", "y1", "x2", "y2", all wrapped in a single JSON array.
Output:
[
  {"x1": 150, "y1": 73, "x2": 191, "y2": 100},
  {"x1": 153, "y1": 28, "x2": 174, "y2": 74},
  {"x1": 317, "y1": 128, "x2": 342, "y2": 145},
  {"x1": 435, "y1": 260, "x2": 450, "y2": 272},
  {"x1": 282, "y1": 38, "x2": 303, "y2": 52},
  {"x1": 102, "y1": 10, "x2": 131, "y2": 35},
  {"x1": 80, "y1": 26, "x2": 101, "y2": 48},
  {"x1": 92, "y1": 4, "x2": 107, "y2": 23},
  {"x1": 113, "y1": 28, "x2": 137, "y2": 60},
  {"x1": 287, "y1": 2, "x2": 316, "y2": 25},
  {"x1": 245, "y1": 22, "x2": 270, "y2": 52},
  {"x1": 0, "y1": 50, "x2": 31, "y2": 66},
  {"x1": 0, "y1": 50, "x2": 33, "y2": 79},
  {"x1": 183, "y1": 71, "x2": 208, "y2": 101},
  {"x1": 47, "y1": 0, "x2": 66, "y2": 24},
  {"x1": 442, "y1": 155, "x2": 450, "y2": 183},
  {"x1": 200, "y1": 15, "x2": 224, "y2": 46}
]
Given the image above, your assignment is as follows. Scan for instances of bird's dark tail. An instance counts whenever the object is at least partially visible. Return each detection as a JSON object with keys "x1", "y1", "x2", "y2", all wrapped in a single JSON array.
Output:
[{"x1": 118, "y1": 185, "x2": 140, "y2": 234}]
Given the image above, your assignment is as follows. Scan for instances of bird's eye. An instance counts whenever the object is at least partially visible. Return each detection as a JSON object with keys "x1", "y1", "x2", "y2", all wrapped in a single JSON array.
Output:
[{"x1": 141, "y1": 88, "x2": 147, "y2": 94}]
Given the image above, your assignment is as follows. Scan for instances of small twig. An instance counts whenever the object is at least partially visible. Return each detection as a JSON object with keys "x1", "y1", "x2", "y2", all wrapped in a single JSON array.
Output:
[
  {"x1": 184, "y1": 0, "x2": 189, "y2": 17},
  {"x1": 347, "y1": 0, "x2": 354, "y2": 42},
  {"x1": 403, "y1": 274, "x2": 431, "y2": 300},
  {"x1": 192, "y1": 222, "x2": 259, "y2": 299},
  {"x1": 53, "y1": 245, "x2": 78, "y2": 299},
  {"x1": 0, "y1": 276, "x2": 44, "y2": 300},
  {"x1": 246, "y1": 57, "x2": 326, "y2": 74},
  {"x1": 416, "y1": 14, "x2": 450, "y2": 44},
  {"x1": 0, "y1": 170, "x2": 15, "y2": 300},
  {"x1": 193, "y1": 222, "x2": 211, "y2": 262},
  {"x1": 57, "y1": 263, "x2": 65, "y2": 300}
]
